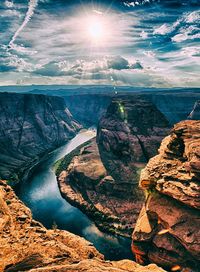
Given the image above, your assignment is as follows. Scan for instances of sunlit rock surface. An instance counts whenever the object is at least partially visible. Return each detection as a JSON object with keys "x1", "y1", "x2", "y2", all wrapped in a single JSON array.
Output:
[
  {"x1": 0, "y1": 93, "x2": 81, "y2": 181},
  {"x1": 0, "y1": 180, "x2": 166, "y2": 272},
  {"x1": 132, "y1": 120, "x2": 200, "y2": 272}
]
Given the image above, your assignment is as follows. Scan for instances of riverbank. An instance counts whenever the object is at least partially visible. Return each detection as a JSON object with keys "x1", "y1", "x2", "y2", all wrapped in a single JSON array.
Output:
[
  {"x1": 56, "y1": 138, "x2": 144, "y2": 238},
  {"x1": 14, "y1": 130, "x2": 134, "y2": 260}
]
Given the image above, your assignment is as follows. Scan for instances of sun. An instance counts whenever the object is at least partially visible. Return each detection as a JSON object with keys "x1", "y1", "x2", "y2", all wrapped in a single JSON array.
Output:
[
  {"x1": 86, "y1": 15, "x2": 105, "y2": 42},
  {"x1": 88, "y1": 20, "x2": 103, "y2": 40}
]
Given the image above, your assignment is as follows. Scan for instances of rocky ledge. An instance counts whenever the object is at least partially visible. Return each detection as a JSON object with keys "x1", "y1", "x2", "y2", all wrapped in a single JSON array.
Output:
[
  {"x1": 57, "y1": 138, "x2": 142, "y2": 237},
  {"x1": 0, "y1": 93, "x2": 81, "y2": 182},
  {"x1": 132, "y1": 120, "x2": 200, "y2": 272},
  {"x1": 0, "y1": 179, "x2": 165, "y2": 272}
]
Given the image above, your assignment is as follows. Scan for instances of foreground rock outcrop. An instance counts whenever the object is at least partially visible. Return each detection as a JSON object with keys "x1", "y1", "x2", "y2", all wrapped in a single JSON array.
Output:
[
  {"x1": 57, "y1": 139, "x2": 142, "y2": 237},
  {"x1": 0, "y1": 179, "x2": 166, "y2": 272},
  {"x1": 0, "y1": 93, "x2": 81, "y2": 181},
  {"x1": 132, "y1": 120, "x2": 200, "y2": 272}
]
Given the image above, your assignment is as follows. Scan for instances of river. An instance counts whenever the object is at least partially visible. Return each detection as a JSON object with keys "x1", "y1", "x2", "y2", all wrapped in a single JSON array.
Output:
[{"x1": 15, "y1": 130, "x2": 133, "y2": 261}]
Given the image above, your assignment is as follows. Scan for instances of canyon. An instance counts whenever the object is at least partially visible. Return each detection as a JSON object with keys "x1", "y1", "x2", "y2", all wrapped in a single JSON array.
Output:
[
  {"x1": 26, "y1": 87, "x2": 200, "y2": 126},
  {"x1": 63, "y1": 89, "x2": 200, "y2": 126},
  {"x1": 0, "y1": 90, "x2": 200, "y2": 271},
  {"x1": 56, "y1": 98, "x2": 170, "y2": 237}
]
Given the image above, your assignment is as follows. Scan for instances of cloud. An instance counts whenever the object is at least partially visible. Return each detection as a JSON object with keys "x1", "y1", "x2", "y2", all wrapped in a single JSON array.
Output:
[
  {"x1": 0, "y1": 0, "x2": 199, "y2": 87},
  {"x1": 9, "y1": 0, "x2": 38, "y2": 46},
  {"x1": 107, "y1": 56, "x2": 129, "y2": 70},
  {"x1": 33, "y1": 56, "x2": 143, "y2": 78},
  {"x1": 34, "y1": 61, "x2": 66, "y2": 76},
  {"x1": 5, "y1": 0, "x2": 14, "y2": 8}
]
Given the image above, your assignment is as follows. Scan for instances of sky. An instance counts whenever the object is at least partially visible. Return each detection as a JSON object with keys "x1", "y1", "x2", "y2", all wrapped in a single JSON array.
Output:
[{"x1": 0, "y1": 0, "x2": 200, "y2": 87}]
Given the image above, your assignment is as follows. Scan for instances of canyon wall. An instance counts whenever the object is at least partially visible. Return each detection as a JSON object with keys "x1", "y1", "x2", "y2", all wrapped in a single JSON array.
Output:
[
  {"x1": 0, "y1": 93, "x2": 81, "y2": 181},
  {"x1": 64, "y1": 94, "x2": 112, "y2": 127},
  {"x1": 147, "y1": 93, "x2": 199, "y2": 125},
  {"x1": 63, "y1": 91, "x2": 200, "y2": 127},
  {"x1": 57, "y1": 98, "x2": 170, "y2": 237},
  {"x1": 132, "y1": 120, "x2": 200, "y2": 272},
  {"x1": 97, "y1": 98, "x2": 170, "y2": 192}
]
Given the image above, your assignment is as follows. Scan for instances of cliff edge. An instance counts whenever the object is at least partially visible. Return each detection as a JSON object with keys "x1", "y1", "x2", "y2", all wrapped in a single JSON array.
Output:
[
  {"x1": 0, "y1": 180, "x2": 165, "y2": 272},
  {"x1": 132, "y1": 120, "x2": 200, "y2": 272}
]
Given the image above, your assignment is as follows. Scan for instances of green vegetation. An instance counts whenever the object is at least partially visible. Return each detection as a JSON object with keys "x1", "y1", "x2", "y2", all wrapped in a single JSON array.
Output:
[
  {"x1": 7, "y1": 173, "x2": 20, "y2": 186},
  {"x1": 54, "y1": 140, "x2": 92, "y2": 176}
]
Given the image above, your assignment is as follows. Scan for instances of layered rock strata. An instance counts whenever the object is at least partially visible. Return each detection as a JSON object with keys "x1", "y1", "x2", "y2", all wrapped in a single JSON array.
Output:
[
  {"x1": 57, "y1": 139, "x2": 142, "y2": 237},
  {"x1": 97, "y1": 98, "x2": 170, "y2": 196},
  {"x1": 132, "y1": 120, "x2": 200, "y2": 272},
  {"x1": 0, "y1": 179, "x2": 166, "y2": 272},
  {"x1": 0, "y1": 93, "x2": 81, "y2": 181},
  {"x1": 57, "y1": 98, "x2": 170, "y2": 237}
]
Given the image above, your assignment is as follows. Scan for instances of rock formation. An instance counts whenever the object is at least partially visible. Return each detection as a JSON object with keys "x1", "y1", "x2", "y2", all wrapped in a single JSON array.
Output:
[
  {"x1": 132, "y1": 120, "x2": 200, "y2": 272},
  {"x1": 57, "y1": 138, "x2": 141, "y2": 237},
  {"x1": 0, "y1": 93, "x2": 81, "y2": 182},
  {"x1": 57, "y1": 98, "x2": 170, "y2": 237},
  {"x1": 188, "y1": 100, "x2": 200, "y2": 120},
  {"x1": 30, "y1": 88, "x2": 200, "y2": 126},
  {"x1": 0, "y1": 179, "x2": 166, "y2": 272},
  {"x1": 97, "y1": 98, "x2": 170, "y2": 195}
]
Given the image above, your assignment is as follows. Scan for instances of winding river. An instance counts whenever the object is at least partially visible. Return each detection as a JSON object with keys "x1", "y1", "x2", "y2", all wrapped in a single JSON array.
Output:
[{"x1": 15, "y1": 130, "x2": 133, "y2": 261}]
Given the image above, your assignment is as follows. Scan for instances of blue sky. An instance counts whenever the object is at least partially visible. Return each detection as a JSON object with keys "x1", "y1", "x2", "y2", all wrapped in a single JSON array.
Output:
[{"x1": 0, "y1": 0, "x2": 200, "y2": 87}]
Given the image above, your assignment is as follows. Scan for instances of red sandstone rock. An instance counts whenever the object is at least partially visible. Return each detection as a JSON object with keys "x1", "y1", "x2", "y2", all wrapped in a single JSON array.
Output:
[{"x1": 132, "y1": 120, "x2": 200, "y2": 272}]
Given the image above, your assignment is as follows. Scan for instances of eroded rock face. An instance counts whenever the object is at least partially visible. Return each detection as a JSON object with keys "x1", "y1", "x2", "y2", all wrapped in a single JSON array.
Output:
[
  {"x1": 58, "y1": 139, "x2": 142, "y2": 237},
  {"x1": 132, "y1": 120, "x2": 200, "y2": 272},
  {"x1": 0, "y1": 93, "x2": 81, "y2": 181},
  {"x1": 97, "y1": 98, "x2": 170, "y2": 196},
  {"x1": 188, "y1": 100, "x2": 200, "y2": 120},
  {"x1": 64, "y1": 94, "x2": 112, "y2": 127},
  {"x1": 57, "y1": 98, "x2": 170, "y2": 237},
  {"x1": 0, "y1": 180, "x2": 166, "y2": 272}
]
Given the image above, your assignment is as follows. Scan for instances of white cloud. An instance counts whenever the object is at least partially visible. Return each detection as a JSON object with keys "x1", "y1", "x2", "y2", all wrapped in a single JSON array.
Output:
[{"x1": 5, "y1": 0, "x2": 13, "y2": 8}]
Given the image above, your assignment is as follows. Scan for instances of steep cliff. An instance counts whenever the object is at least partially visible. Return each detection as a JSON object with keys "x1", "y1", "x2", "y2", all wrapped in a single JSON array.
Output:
[
  {"x1": 147, "y1": 93, "x2": 198, "y2": 125},
  {"x1": 64, "y1": 94, "x2": 112, "y2": 127},
  {"x1": 29, "y1": 88, "x2": 200, "y2": 126},
  {"x1": 0, "y1": 93, "x2": 81, "y2": 181},
  {"x1": 97, "y1": 98, "x2": 170, "y2": 192},
  {"x1": 56, "y1": 98, "x2": 170, "y2": 237},
  {"x1": 132, "y1": 120, "x2": 200, "y2": 272},
  {"x1": 0, "y1": 180, "x2": 166, "y2": 272},
  {"x1": 64, "y1": 91, "x2": 200, "y2": 127}
]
